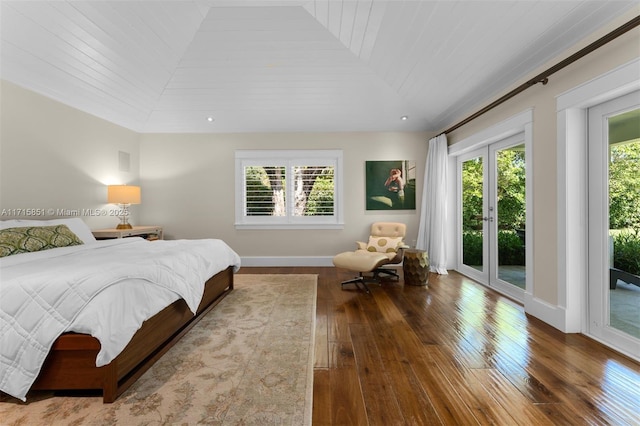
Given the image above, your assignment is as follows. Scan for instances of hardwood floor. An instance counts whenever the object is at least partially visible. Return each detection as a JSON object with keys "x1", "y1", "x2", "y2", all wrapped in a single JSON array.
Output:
[{"x1": 237, "y1": 267, "x2": 640, "y2": 425}]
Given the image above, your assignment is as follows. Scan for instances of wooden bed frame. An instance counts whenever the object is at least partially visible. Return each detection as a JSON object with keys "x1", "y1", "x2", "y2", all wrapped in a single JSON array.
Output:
[{"x1": 29, "y1": 266, "x2": 234, "y2": 403}]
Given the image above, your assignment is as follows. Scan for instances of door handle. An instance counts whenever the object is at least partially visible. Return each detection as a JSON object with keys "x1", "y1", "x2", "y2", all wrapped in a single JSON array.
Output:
[{"x1": 482, "y1": 216, "x2": 494, "y2": 222}]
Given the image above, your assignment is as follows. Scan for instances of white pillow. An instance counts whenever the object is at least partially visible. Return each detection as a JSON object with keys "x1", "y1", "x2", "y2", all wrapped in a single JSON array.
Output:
[{"x1": 0, "y1": 218, "x2": 97, "y2": 244}]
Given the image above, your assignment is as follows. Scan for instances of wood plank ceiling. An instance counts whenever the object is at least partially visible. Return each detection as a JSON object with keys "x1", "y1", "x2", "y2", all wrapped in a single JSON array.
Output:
[{"x1": 0, "y1": 1, "x2": 637, "y2": 133}]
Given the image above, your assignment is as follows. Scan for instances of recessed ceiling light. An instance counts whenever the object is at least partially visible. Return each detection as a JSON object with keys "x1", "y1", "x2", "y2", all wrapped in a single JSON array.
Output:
[
  {"x1": 401, "y1": 116, "x2": 408, "y2": 121},
  {"x1": 207, "y1": 117, "x2": 214, "y2": 122}
]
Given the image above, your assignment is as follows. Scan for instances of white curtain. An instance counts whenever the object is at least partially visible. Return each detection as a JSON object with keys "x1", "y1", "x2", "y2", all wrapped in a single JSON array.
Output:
[{"x1": 417, "y1": 134, "x2": 448, "y2": 274}]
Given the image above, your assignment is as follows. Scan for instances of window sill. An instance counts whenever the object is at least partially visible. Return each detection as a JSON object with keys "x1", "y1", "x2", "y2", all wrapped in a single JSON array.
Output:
[{"x1": 235, "y1": 223, "x2": 345, "y2": 230}]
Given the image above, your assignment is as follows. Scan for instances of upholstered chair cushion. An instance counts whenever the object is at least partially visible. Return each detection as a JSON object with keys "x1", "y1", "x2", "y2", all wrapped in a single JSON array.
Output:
[{"x1": 370, "y1": 222, "x2": 406, "y2": 238}]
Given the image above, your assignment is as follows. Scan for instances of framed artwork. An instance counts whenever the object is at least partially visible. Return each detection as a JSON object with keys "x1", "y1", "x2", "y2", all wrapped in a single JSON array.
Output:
[{"x1": 365, "y1": 160, "x2": 416, "y2": 210}]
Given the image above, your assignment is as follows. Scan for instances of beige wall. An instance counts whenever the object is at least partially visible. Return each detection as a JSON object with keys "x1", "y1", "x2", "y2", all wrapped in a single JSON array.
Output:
[
  {"x1": 0, "y1": 78, "x2": 430, "y2": 263},
  {"x1": 0, "y1": 80, "x2": 141, "y2": 229},
  {"x1": 445, "y1": 9, "x2": 640, "y2": 305},
  {"x1": 139, "y1": 131, "x2": 431, "y2": 262}
]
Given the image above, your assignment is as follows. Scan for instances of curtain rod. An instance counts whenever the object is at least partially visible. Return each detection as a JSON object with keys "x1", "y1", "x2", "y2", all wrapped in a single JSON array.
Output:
[{"x1": 443, "y1": 14, "x2": 640, "y2": 135}]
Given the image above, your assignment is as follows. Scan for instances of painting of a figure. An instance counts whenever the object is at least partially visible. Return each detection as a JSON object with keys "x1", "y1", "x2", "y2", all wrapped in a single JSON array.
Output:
[{"x1": 365, "y1": 160, "x2": 416, "y2": 210}]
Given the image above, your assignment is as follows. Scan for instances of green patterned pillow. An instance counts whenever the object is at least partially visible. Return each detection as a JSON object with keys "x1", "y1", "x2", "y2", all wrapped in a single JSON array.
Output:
[
  {"x1": 0, "y1": 225, "x2": 84, "y2": 257},
  {"x1": 366, "y1": 236, "x2": 403, "y2": 253}
]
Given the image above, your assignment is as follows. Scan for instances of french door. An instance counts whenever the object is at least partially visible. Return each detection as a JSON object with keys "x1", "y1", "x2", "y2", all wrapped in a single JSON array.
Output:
[
  {"x1": 457, "y1": 133, "x2": 527, "y2": 301},
  {"x1": 587, "y1": 91, "x2": 640, "y2": 356}
]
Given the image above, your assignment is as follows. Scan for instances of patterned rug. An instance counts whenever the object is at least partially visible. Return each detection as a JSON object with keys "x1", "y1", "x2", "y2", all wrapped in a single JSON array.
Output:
[{"x1": 0, "y1": 274, "x2": 317, "y2": 425}]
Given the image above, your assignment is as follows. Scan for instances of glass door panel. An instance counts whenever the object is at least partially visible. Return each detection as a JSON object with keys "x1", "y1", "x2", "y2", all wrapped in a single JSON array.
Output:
[
  {"x1": 588, "y1": 91, "x2": 640, "y2": 358},
  {"x1": 458, "y1": 135, "x2": 527, "y2": 302},
  {"x1": 608, "y1": 109, "x2": 640, "y2": 339},
  {"x1": 495, "y1": 144, "x2": 526, "y2": 290},
  {"x1": 461, "y1": 156, "x2": 485, "y2": 273}
]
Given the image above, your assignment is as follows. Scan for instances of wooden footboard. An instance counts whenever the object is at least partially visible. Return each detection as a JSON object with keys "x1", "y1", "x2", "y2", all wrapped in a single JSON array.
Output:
[{"x1": 30, "y1": 266, "x2": 234, "y2": 403}]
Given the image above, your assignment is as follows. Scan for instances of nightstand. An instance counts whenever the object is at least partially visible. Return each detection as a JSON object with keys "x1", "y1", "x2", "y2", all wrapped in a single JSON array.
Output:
[{"x1": 92, "y1": 226, "x2": 163, "y2": 241}]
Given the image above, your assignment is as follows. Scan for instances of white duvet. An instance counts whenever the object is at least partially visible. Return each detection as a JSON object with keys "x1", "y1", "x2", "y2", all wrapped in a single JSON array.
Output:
[{"x1": 0, "y1": 238, "x2": 241, "y2": 401}]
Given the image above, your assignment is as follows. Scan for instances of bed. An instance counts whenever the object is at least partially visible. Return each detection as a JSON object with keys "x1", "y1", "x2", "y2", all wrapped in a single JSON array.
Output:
[{"x1": 0, "y1": 218, "x2": 241, "y2": 403}]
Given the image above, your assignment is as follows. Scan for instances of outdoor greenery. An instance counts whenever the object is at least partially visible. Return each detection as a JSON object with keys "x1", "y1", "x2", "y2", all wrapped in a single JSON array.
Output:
[
  {"x1": 498, "y1": 230, "x2": 526, "y2": 265},
  {"x1": 610, "y1": 141, "x2": 640, "y2": 277},
  {"x1": 245, "y1": 166, "x2": 279, "y2": 216},
  {"x1": 461, "y1": 147, "x2": 526, "y2": 232},
  {"x1": 613, "y1": 230, "x2": 640, "y2": 276},
  {"x1": 462, "y1": 146, "x2": 526, "y2": 267},
  {"x1": 245, "y1": 166, "x2": 334, "y2": 216},
  {"x1": 304, "y1": 168, "x2": 334, "y2": 216},
  {"x1": 462, "y1": 230, "x2": 525, "y2": 266},
  {"x1": 462, "y1": 231, "x2": 483, "y2": 266},
  {"x1": 462, "y1": 140, "x2": 639, "y2": 275},
  {"x1": 609, "y1": 142, "x2": 640, "y2": 231}
]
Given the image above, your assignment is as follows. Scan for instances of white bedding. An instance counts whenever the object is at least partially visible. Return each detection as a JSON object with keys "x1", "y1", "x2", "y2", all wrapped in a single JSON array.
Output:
[{"x1": 0, "y1": 237, "x2": 241, "y2": 401}]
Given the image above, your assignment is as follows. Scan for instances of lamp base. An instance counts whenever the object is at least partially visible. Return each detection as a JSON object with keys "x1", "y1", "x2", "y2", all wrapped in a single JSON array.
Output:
[{"x1": 116, "y1": 223, "x2": 133, "y2": 230}]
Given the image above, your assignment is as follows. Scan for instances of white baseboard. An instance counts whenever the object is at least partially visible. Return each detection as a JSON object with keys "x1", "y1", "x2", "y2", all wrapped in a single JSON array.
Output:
[
  {"x1": 524, "y1": 291, "x2": 577, "y2": 333},
  {"x1": 240, "y1": 256, "x2": 335, "y2": 267}
]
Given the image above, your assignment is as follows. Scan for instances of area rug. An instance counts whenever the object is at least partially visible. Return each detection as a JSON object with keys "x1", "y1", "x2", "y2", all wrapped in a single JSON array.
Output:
[{"x1": 0, "y1": 274, "x2": 317, "y2": 425}]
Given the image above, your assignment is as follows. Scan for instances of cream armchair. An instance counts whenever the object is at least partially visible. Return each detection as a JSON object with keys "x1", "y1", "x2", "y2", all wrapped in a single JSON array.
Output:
[{"x1": 333, "y1": 222, "x2": 408, "y2": 292}]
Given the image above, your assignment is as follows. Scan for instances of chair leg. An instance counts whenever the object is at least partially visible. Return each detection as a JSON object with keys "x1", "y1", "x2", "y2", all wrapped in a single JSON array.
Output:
[
  {"x1": 374, "y1": 268, "x2": 400, "y2": 280},
  {"x1": 341, "y1": 275, "x2": 371, "y2": 293}
]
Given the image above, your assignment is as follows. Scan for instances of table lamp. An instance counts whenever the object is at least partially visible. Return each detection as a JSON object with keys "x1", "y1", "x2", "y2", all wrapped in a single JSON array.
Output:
[{"x1": 107, "y1": 185, "x2": 141, "y2": 229}]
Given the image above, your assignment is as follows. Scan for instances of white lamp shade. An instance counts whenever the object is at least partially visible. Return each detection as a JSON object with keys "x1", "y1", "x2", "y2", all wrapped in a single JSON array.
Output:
[{"x1": 107, "y1": 185, "x2": 141, "y2": 204}]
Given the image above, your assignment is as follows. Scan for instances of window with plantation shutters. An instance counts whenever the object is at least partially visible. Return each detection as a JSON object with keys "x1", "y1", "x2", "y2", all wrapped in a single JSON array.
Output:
[{"x1": 235, "y1": 150, "x2": 344, "y2": 229}]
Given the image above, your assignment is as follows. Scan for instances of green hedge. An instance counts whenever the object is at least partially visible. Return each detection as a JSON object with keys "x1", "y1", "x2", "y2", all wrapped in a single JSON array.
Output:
[
  {"x1": 613, "y1": 231, "x2": 640, "y2": 276},
  {"x1": 463, "y1": 229, "x2": 639, "y2": 277},
  {"x1": 462, "y1": 231, "x2": 483, "y2": 266},
  {"x1": 463, "y1": 230, "x2": 525, "y2": 266},
  {"x1": 498, "y1": 230, "x2": 525, "y2": 265}
]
